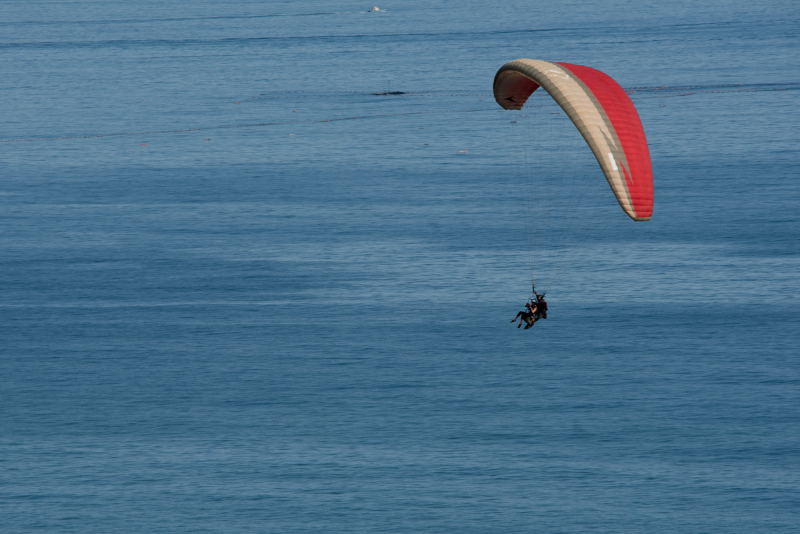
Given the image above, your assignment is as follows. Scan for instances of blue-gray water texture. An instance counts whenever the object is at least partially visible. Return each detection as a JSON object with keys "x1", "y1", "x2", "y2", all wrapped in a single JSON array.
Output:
[{"x1": 1, "y1": 1, "x2": 799, "y2": 532}]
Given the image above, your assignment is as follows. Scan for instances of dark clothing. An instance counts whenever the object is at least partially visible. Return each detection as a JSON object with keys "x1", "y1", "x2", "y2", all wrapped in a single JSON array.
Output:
[{"x1": 536, "y1": 297, "x2": 548, "y2": 319}]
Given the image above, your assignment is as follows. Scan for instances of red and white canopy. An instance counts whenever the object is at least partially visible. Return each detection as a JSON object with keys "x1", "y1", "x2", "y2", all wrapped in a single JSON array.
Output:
[{"x1": 494, "y1": 59, "x2": 653, "y2": 221}]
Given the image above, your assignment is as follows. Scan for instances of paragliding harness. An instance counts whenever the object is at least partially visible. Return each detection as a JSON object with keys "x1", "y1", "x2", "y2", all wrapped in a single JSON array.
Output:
[{"x1": 530, "y1": 284, "x2": 547, "y2": 320}]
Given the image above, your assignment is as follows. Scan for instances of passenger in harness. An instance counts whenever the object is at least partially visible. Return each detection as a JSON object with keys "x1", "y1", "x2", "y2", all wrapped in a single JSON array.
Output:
[{"x1": 511, "y1": 301, "x2": 538, "y2": 328}]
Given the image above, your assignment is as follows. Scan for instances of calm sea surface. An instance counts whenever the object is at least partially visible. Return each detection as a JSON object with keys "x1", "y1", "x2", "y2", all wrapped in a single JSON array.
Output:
[{"x1": 1, "y1": 1, "x2": 799, "y2": 532}]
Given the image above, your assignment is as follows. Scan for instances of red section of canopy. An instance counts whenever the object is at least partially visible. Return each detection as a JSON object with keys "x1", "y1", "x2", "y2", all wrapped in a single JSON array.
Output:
[{"x1": 556, "y1": 63, "x2": 653, "y2": 218}]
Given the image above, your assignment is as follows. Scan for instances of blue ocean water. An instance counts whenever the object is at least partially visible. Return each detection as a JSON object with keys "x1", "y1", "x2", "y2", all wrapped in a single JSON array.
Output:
[{"x1": 1, "y1": 1, "x2": 799, "y2": 532}]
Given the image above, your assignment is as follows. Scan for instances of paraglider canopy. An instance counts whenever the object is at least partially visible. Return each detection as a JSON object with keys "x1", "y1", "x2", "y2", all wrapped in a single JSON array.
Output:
[{"x1": 494, "y1": 59, "x2": 653, "y2": 220}]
